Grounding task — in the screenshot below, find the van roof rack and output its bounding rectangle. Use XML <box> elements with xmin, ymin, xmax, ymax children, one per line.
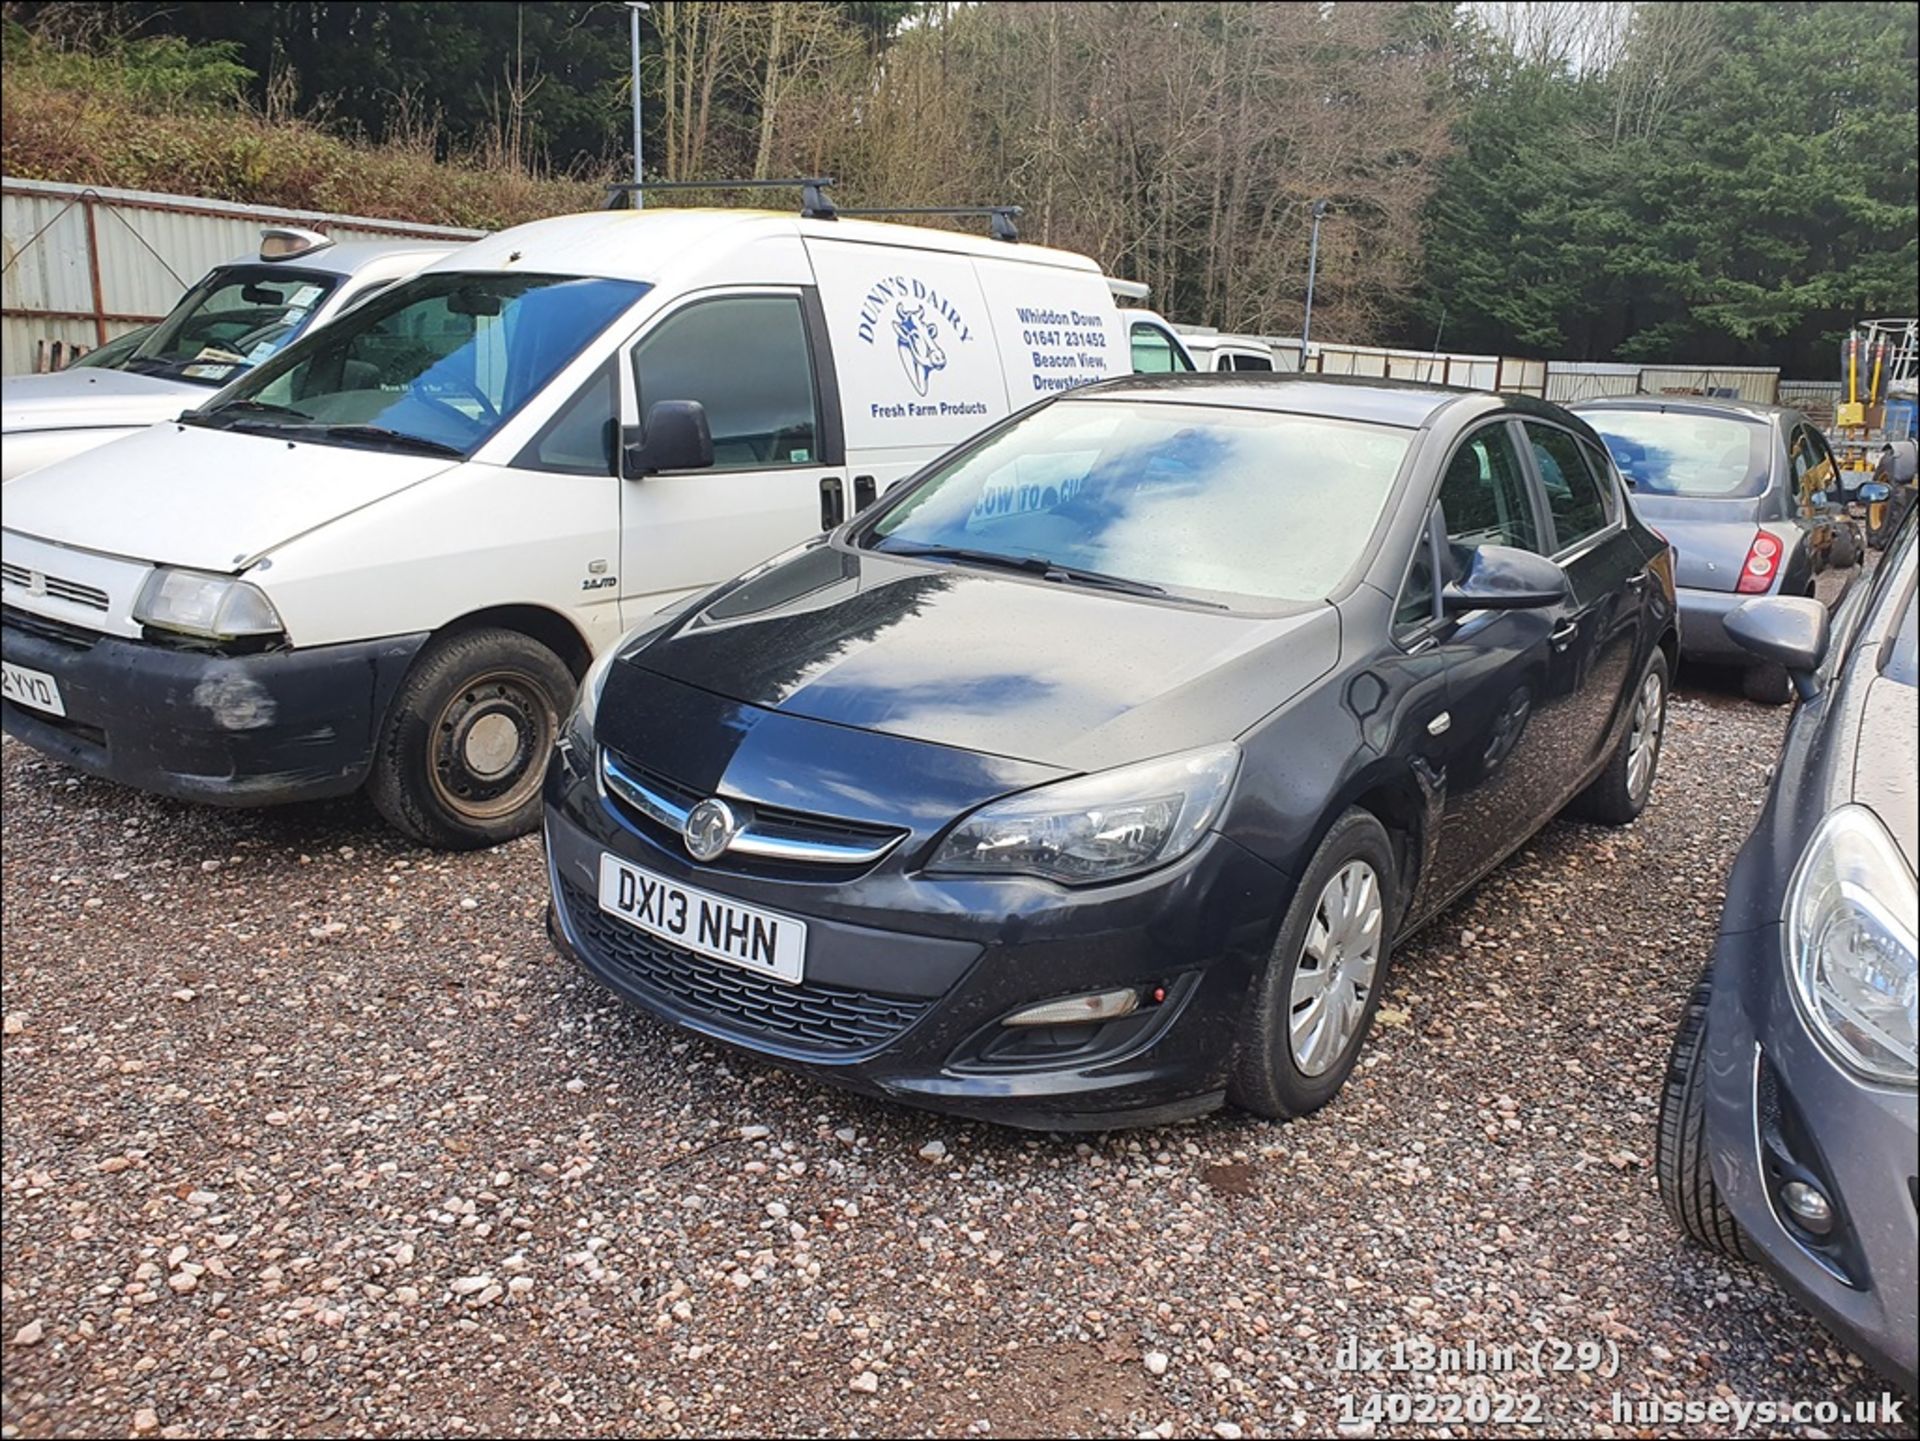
<box><xmin>602</xmin><ymin>177</ymin><xmax>838</xmax><ymax>218</ymax></box>
<box><xmin>600</xmin><ymin>180</ymin><xmax>1024</xmax><ymax>241</ymax></box>
<box><xmin>836</xmin><ymin>205</ymin><xmax>1023</xmax><ymax>243</ymax></box>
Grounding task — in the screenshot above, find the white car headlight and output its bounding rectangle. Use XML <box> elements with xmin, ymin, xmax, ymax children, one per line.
<box><xmin>929</xmin><ymin>744</ymin><xmax>1240</xmax><ymax>885</ymax></box>
<box><xmin>1784</xmin><ymin>804</ymin><xmax>1919</xmax><ymax>1086</ymax></box>
<box><xmin>132</xmin><ymin>567</ymin><xmax>284</xmax><ymax>640</ymax></box>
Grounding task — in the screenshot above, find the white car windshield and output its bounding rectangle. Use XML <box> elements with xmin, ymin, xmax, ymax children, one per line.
<box><xmin>865</xmin><ymin>398</ymin><xmax>1412</xmax><ymax>607</ymax></box>
<box><xmin>122</xmin><ymin>266</ymin><xmax>340</xmax><ymax>386</ymax></box>
<box><xmin>193</xmin><ymin>272</ymin><xmax>648</xmax><ymax>458</ymax></box>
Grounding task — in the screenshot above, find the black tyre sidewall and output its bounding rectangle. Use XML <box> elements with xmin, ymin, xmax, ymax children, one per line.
<box><xmin>1654</xmin><ymin>967</ymin><xmax>1748</xmax><ymax>1258</ymax></box>
<box><xmin>1229</xmin><ymin>809</ymin><xmax>1399</xmax><ymax>1120</ymax></box>
<box><xmin>371</xmin><ymin>628</ymin><xmax>576</xmax><ymax>850</ymax></box>
<box><xmin>1571</xmin><ymin>648</ymin><xmax>1669</xmax><ymax>824</ymax></box>
<box><xmin>1742</xmin><ymin>660</ymin><xmax>1792</xmax><ymax>707</ymax></box>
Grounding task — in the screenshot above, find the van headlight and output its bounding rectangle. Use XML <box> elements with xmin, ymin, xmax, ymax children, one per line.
<box><xmin>929</xmin><ymin>744</ymin><xmax>1239</xmax><ymax>885</ymax></box>
<box><xmin>133</xmin><ymin>567</ymin><xmax>284</xmax><ymax>640</ymax></box>
<box><xmin>1784</xmin><ymin>805</ymin><xmax>1919</xmax><ymax>1085</ymax></box>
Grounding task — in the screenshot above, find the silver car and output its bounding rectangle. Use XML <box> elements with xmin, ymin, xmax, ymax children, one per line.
<box><xmin>1574</xmin><ymin>398</ymin><xmax>1853</xmax><ymax>703</ymax></box>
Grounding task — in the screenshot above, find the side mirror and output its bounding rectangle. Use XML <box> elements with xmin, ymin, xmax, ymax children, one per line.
<box><xmin>1859</xmin><ymin>481</ymin><xmax>1892</xmax><ymax>504</ymax></box>
<box><xmin>1441</xmin><ymin>544</ymin><xmax>1570</xmax><ymax>615</ymax></box>
<box><xmin>1810</xmin><ymin>490</ymin><xmax>1829</xmax><ymax>510</ymax></box>
<box><xmin>1725</xmin><ymin>595</ymin><xmax>1829</xmax><ymax>700</ymax></box>
<box><xmin>624</xmin><ymin>400</ymin><xmax>714</xmax><ymax>476</ymax></box>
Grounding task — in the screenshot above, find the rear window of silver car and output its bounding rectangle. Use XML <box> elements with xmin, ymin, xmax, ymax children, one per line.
<box><xmin>1587</xmin><ymin>411</ymin><xmax>1770</xmax><ymax>499</ymax></box>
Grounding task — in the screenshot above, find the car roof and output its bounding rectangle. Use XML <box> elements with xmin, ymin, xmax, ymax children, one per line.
<box><xmin>217</xmin><ymin>238</ymin><xmax>460</xmax><ymax>277</ymax></box>
<box><xmin>1064</xmin><ymin>372</ymin><xmax>1556</xmax><ymax>429</ymax></box>
<box><xmin>432</xmin><ymin>209</ymin><xmax>1105</xmax><ymax>285</ymax></box>
<box><xmin>1570</xmin><ymin>394</ymin><xmax>1792</xmax><ymax>426</ymax></box>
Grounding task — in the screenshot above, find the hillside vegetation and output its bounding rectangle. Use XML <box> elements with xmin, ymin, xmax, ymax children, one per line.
<box><xmin>0</xmin><ymin>25</ymin><xmax>600</xmax><ymax>229</ymax></box>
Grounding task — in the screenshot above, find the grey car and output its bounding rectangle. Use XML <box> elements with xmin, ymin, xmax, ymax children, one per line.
<box><xmin>1655</xmin><ymin>502</ymin><xmax>1917</xmax><ymax>1393</ymax></box>
<box><xmin>1575</xmin><ymin>398</ymin><xmax>1852</xmax><ymax>703</ymax></box>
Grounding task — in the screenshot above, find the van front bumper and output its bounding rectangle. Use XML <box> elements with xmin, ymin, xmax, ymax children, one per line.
<box><xmin>1</xmin><ymin>607</ymin><xmax>425</xmax><ymax>806</ymax></box>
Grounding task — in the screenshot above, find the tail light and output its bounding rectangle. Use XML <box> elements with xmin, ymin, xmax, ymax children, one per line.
<box><xmin>1736</xmin><ymin>531</ymin><xmax>1782</xmax><ymax>594</ymax></box>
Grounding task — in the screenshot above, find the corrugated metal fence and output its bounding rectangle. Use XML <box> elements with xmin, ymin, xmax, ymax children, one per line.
<box><xmin>1</xmin><ymin>177</ymin><xmax>484</xmax><ymax>375</ymax></box>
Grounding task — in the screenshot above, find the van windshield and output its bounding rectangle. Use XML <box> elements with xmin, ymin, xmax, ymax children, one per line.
<box><xmin>121</xmin><ymin>266</ymin><xmax>339</xmax><ymax>386</ymax></box>
<box><xmin>192</xmin><ymin>272</ymin><xmax>648</xmax><ymax>457</ymax></box>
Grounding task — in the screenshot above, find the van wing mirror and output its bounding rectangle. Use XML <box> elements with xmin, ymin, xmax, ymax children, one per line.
<box><xmin>1440</xmin><ymin>544</ymin><xmax>1570</xmax><ymax>614</ymax></box>
<box><xmin>624</xmin><ymin>401</ymin><xmax>714</xmax><ymax>476</ymax></box>
<box><xmin>1725</xmin><ymin>596</ymin><xmax>1829</xmax><ymax>700</ymax></box>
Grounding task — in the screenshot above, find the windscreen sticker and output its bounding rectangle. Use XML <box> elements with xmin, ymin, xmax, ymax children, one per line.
<box><xmin>287</xmin><ymin>285</ymin><xmax>323</xmax><ymax>309</ymax></box>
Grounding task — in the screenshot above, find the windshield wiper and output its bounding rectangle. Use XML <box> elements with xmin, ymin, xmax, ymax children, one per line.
<box><xmin>296</xmin><ymin>424</ymin><xmax>465</xmax><ymax>458</ymax></box>
<box><xmin>183</xmin><ymin>398</ymin><xmax>315</xmax><ymax>430</ymax></box>
<box><xmin>871</xmin><ymin>539</ymin><xmax>1225</xmax><ymax>607</ymax></box>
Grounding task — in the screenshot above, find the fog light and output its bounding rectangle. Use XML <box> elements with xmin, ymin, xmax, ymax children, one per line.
<box><xmin>1003</xmin><ymin>988</ymin><xmax>1140</xmax><ymax>1027</ymax></box>
<box><xmin>1780</xmin><ymin>1179</ymin><xmax>1834</xmax><ymax>1235</ymax></box>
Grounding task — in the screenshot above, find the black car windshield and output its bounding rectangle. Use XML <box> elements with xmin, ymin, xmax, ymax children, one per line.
<box><xmin>121</xmin><ymin>266</ymin><xmax>340</xmax><ymax>386</ymax></box>
<box><xmin>193</xmin><ymin>272</ymin><xmax>648</xmax><ymax>456</ymax></box>
<box><xmin>864</xmin><ymin>398</ymin><xmax>1412</xmax><ymax>606</ymax></box>
<box><xmin>1587</xmin><ymin>410</ymin><xmax>1771</xmax><ymax>499</ymax></box>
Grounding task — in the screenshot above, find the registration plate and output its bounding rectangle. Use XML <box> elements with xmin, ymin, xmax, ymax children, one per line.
<box><xmin>597</xmin><ymin>852</ymin><xmax>806</xmax><ymax>985</ymax></box>
<box><xmin>1</xmin><ymin>660</ymin><xmax>65</xmax><ymax>717</ymax></box>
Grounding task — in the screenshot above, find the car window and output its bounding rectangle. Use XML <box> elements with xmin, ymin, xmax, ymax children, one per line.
<box><xmin>1130</xmin><ymin>323</ymin><xmax>1194</xmax><ymax>374</ymax></box>
<box><xmin>1233</xmin><ymin>353</ymin><xmax>1274</xmax><ymax>372</ymax></box>
<box><xmin>1439</xmin><ymin>423</ymin><xmax>1540</xmax><ymax>557</ymax></box>
<box><xmin>1526</xmin><ymin>422</ymin><xmax>1613</xmax><ymax>550</ymax></box>
<box><xmin>1586</xmin><ymin>410</ymin><xmax>1770</xmax><ymax>499</ymax></box>
<box><xmin>632</xmin><ymin>296</ymin><xmax>820</xmax><ymax>470</ymax></box>
<box><xmin>516</xmin><ymin>358</ymin><xmax>617</xmax><ymax>475</ymax></box>
<box><xmin>1394</xmin><ymin>516</ymin><xmax>1439</xmax><ymax>634</ymax></box>
<box><xmin>1791</xmin><ymin>424</ymin><xmax>1838</xmax><ymax>504</ymax></box>
<box><xmin>866</xmin><ymin>398</ymin><xmax>1412</xmax><ymax>607</ymax></box>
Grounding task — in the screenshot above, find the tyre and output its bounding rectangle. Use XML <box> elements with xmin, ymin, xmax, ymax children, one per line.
<box><xmin>1229</xmin><ymin>808</ymin><xmax>1398</xmax><ymax>1119</ymax></box>
<box><xmin>1742</xmin><ymin>661</ymin><xmax>1792</xmax><ymax>707</ymax></box>
<box><xmin>1568</xmin><ymin>649</ymin><xmax>1669</xmax><ymax>825</ymax></box>
<box><xmin>369</xmin><ymin>626</ymin><xmax>576</xmax><ymax>850</ymax></box>
<box><xmin>1828</xmin><ymin>527</ymin><xmax>1857</xmax><ymax>571</ymax></box>
<box><xmin>1654</xmin><ymin>968</ymin><xmax>1749</xmax><ymax>1259</ymax></box>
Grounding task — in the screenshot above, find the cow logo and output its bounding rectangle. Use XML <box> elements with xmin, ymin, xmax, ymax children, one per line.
<box><xmin>894</xmin><ymin>303</ymin><xmax>947</xmax><ymax>396</ymax></box>
<box><xmin>856</xmin><ymin>275</ymin><xmax>973</xmax><ymax>400</ymax></box>
<box><xmin>683</xmin><ymin>798</ymin><xmax>739</xmax><ymax>862</ymax></box>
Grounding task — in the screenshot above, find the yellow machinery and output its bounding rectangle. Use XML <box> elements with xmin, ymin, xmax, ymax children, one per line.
<box><xmin>1833</xmin><ymin>318</ymin><xmax>1917</xmax><ymax>488</ymax></box>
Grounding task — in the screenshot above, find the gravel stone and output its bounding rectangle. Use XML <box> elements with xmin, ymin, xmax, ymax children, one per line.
<box><xmin>0</xmin><ymin>676</ymin><xmax>1901</xmax><ymax>1437</ymax></box>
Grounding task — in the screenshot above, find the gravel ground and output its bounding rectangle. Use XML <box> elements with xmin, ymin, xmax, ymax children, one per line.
<box><xmin>1</xmin><ymin>670</ymin><xmax>1906</xmax><ymax>1439</ymax></box>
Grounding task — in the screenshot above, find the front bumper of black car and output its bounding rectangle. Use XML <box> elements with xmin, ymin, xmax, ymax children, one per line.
<box><xmin>541</xmin><ymin>739</ymin><xmax>1289</xmax><ymax>1131</ymax></box>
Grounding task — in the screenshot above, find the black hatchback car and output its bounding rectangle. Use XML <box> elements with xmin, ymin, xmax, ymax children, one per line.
<box><xmin>544</xmin><ymin>376</ymin><xmax>1678</xmax><ymax>1129</ymax></box>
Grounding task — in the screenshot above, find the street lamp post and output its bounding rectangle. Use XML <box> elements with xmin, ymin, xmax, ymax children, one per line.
<box><xmin>1301</xmin><ymin>199</ymin><xmax>1328</xmax><ymax>358</ymax></box>
<box><xmin>627</xmin><ymin>2</ymin><xmax>651</xmax><ymax>202</ymax></box>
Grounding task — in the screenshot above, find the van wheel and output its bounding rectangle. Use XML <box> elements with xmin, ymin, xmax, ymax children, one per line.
<box><xmin>1568</xmin><ymin>650</ymin><xmax>1668</xmax><ymax>824</ymax></box>
<box><xmin>370</xmin><ymin>627</ymin><xmax>574</xmax><ymax>850</ymax></box>
<box><xmin>1655</xmin><ymin>968</ymin><xmax>1749</xmax><ymax>1259</ymax></box>
<box><xmin>1229</xmin><ymin>808</ymin><xmax>1398</xmax><ymax>1120</ymax></box>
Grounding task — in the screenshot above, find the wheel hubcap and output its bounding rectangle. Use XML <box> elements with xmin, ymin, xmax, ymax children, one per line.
<box><xmin>429</xmin><ymin>670</ymin><xmax>555</xmax><ymax>821</ymax></box>
<box><xmin>1288</xmin><ymin>859</ymin><xmax>1385</xmax><ymax>1077</ymax></box>
<box><xmin>1626</xmin><ymin>669</ymin><xmax>1665</xmax><ymax>802</ymax></box>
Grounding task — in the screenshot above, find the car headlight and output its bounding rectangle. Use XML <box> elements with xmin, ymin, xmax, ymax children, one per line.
<box><xmin>561</xmin><ymin>642</ymin><xmax>622</xmax><ymax>759</ymax></box>
<box><xmin>1784</xmin><ymin>805</ymin><xmax>1919</xmax><ymax>1086</ymax></box>
<box><xmin>132</xmin><ymin>567</ymin><xmax>284</xmax><ymax>640</ymax></box>
<box><xmin>929</xmin><ymin>743</ymin><xmax>1239</xmax><ymax>885</ymax></box>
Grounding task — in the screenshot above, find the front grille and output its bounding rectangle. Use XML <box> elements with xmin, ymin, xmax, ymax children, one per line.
<box><xmin>1</xmin><ymin>564</ymin><xmax>108</xmax><ymax>611</ymax></box>
<box><xmin>1</xmin><ymin>604</ymin><xmax>102</xmax><ymax>650</ymax></box>
<box><xmin>601</xmin><ymin>749</ymin><xmax>906</xmax><ymax>869</ymax></box>
<box><xmin>559</xmin><ymin>877</ymin><xmax>931</xmax><ymax>1056</ymax></box>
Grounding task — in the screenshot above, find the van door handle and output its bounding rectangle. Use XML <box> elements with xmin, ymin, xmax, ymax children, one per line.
<box><xmin>1550</xmin><ymin>619</ymin><xmax>1580</xmax><ymax>651</ymax></box>
<box><xmin>853</xmin><ymin>474</ymin><xmax>876</xmax><ymax>509</ymax></box>
<box><xmin>819</xmin><ymin>476</ymin><xmax>845</xmax><ymax>530</ymax></box>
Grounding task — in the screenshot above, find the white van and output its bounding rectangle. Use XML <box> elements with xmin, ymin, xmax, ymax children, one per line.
<box><xmin>1</xmin><ymin>206</ymin><xmax>1195</xmax><ymax>847</ymax></box>
<box><xmin>1174</xmin><ymin>326</ymin><xmax>1280</xmax><ymax>373</ymax></box>
<box><xmin>1</xmin><ymin>229</ymin><xmax>460</xmax><ymax>483</ymax></box>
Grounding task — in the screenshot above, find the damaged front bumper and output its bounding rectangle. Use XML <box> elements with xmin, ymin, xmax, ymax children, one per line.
<box><xmin>1</xmin><ymin>606</ymin><xmax>425</xmax><ymax>806</ymax></box>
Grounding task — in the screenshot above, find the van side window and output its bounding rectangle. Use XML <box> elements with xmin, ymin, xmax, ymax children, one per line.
<box><xmin>631</xmin><ymin>296</ymin><xmax>819</xmax><ymax>470</ymax></box>
<box><xmin>1233</xmin><ymin>353</ymin><xmax>1274</xmax><ymax>372</ymax></box>
<box><xmin>1525</xmin><ymin>422</ymin><xmax>1612</xmax><ymax>550</ymax></box>
<box><xmin>515</xmin><ymin>358</ymin><xmax>617</xmax><ymax>475</ymax></box>
<box><xmin>1130</xmin><ymin>322</ymin><xmax>1194</xmax><ymax>374</ymax></box>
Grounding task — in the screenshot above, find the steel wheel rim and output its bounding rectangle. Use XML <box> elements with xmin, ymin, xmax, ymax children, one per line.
<box><xmin>1626</xmin><ymin>668</ymin><xmax>1665</xmax><ymax>802</ymax></box>
<box><xmin>1288</xmin><ymin>858</ymin><xmax>1384</xmax><ymax>1077</ymax></box>
<box><xmin>427</xmin><ymin>668</ymin><xmax>556</xmax><ymax>821</ymax></box>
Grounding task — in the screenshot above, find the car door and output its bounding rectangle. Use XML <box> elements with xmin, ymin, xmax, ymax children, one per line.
<box><xmin>617</xmin><ymin>288</ymin><xmax>848</xmax><ymax>621</ymax></box>
<box><xmin>1405</xmin><ymin>418</ymin><xmax>1574</xmax><ymax>906</ymax></box>
<box><xmin>1522</xmin><ymin>419</ymin><xmax>1646</xmax><ymax>776</ymax></box>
